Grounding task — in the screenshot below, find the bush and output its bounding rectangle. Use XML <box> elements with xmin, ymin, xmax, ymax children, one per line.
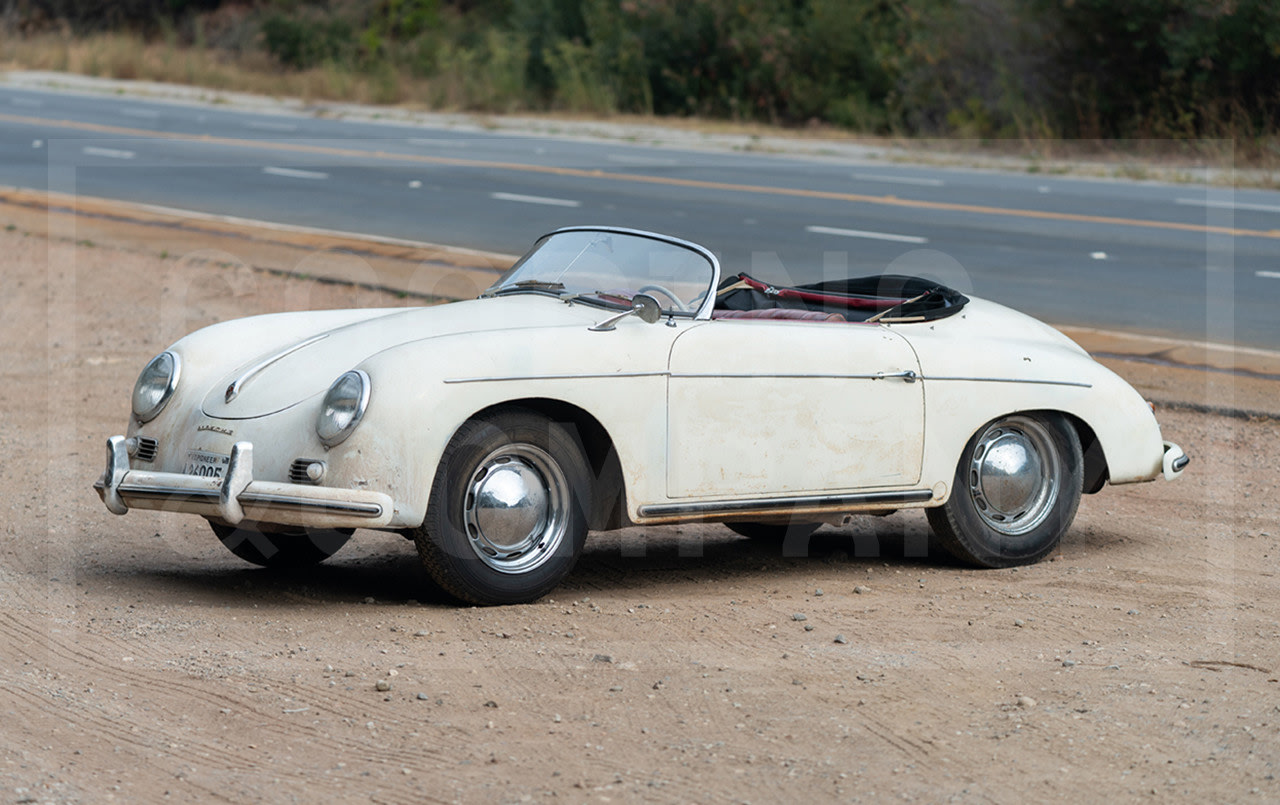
<box><xmin>260</xmin><ymin>13</ymin><xmax>354</xmax><ymax>70</ymax></box>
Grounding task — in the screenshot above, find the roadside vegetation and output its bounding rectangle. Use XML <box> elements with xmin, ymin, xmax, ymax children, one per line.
<box><xmin>3</xmin><ymin>1</ymin><xmax>1278</xmax><ymax>162</ymax></box>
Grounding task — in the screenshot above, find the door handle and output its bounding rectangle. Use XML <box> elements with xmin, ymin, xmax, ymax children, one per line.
<box><xmin>874</xmin><ymin>370</ymin><xmax>917</xmax><ymax>383</ymax></box>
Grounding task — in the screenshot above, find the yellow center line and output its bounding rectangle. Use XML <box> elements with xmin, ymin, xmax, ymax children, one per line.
<box><xmin>7</xmin><ymin>112</ymin><xmax>1279</xmax><ymax>240</ymax></box>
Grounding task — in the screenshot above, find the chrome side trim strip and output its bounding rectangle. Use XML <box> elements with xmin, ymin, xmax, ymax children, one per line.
<box><xmin>670</xmin><ymin>372</ymin><xmax>901</xmax><ymax>380</ymax></box>
<box><xmin>924</xmin><ymin>376</ymin><xmax>1092</xmax><ymax>388</ymax></box>
<box><xmin>444</xmin><ymin>371</ymin><xmax>667</xmax><ymax>385</ymax></box>
<box><xmin>638</xmin><ymin>489</ymin><xmax>935</xmax><ymax>519</ymax></box>
<box><xmin>444</xmin><ymin>371</ymin><xmax>1076</xmax><ymax>387</ymax></box>
<box><xmin>224</xmin><ymin>333</ymin><xmax>328</xmax><ymax>403</ymax></box>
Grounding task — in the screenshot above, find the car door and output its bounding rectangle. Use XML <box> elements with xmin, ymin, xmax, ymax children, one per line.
<box><xmin>666</xmin><ymin>320</ymin><xmax>924</xmax><ymax>499</ymax></box>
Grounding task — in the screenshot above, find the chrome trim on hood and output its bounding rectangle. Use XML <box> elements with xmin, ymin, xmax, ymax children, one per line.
<box><xmin>224</xmin><ymin>334</ymin><xmax>328</xmax><ymax>404</ymax></box>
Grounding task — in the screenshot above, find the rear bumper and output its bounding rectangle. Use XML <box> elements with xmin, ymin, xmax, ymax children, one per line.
<box><xmin>1162</xmin><ymin>440</ymin><xmax>1190</xmax><ymax>481</ymax></box>
<box><xmin>93</xmin><ymin>435</ymin><xmax>394</xmax><ymax>529</ymax></box>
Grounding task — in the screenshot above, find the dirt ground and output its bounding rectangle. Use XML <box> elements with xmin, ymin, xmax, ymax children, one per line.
<box><xmin>2</xmin><ymin>211</ymin><xmax>1279</xmax><ymax>804</ymax></box>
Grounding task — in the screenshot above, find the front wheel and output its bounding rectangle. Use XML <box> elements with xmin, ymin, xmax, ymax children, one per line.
<box><xmin>412</xmin><ymin>408</ymin><xmax>591</xmax><ymax>606</ymax></box>
<box><xmin>210</xmin><ymin>521</ymin><xmax>352</xmax><ymax>569</ymax></box>
<box><xmin>927</xmin><ymin>413</ymin><xmax>1082</xmax><ymax>568</ymax></box>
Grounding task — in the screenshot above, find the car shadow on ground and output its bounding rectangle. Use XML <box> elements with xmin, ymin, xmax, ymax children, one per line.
<box><xmin>76</xmin><ymin>514</ymin><xmax>978</xmax><ymax>608</ymax></box>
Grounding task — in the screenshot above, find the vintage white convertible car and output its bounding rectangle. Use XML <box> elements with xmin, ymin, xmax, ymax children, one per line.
<box><xmin>96</xmin><ymin>226</ymin><xmax>1188</xmax><ymax>604</ymax></box>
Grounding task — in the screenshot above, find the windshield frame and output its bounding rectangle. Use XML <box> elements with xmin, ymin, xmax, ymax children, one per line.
<box><xmin>485</xmin><ymin>226</ymin><xmax>722</xmax><ymax>320</ymax></box>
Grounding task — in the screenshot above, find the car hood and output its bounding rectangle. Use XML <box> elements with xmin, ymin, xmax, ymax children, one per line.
<box><xmin>201</xmin><ymin>297</ymin><xmax>587</xmax><ymax>419</ymax></box>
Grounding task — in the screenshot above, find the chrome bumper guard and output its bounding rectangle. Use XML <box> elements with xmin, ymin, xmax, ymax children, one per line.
<box><xmin>1162</xmin><ymin>440</ymin><xmax>1190</xmax><ymax>481</ymax></box>
<box><xmin>93</xmin><ymin>435</ymin><xmax>394</xmax><ymax>529</ymax></box>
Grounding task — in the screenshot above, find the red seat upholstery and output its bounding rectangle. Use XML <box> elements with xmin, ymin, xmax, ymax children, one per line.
<box><xmin>711</xmin><ymin>308</ymin><xmax>846</xmax><ymax>322</ymax></box>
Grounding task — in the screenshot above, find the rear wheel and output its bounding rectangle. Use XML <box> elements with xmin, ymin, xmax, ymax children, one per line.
<box><xmin>412</xmin><ymin>408</ymin><xmax>591</xmax><ymax>605</ymax></box>
<box><xmin>210</xmin><ymin>521</ymin><xmax>352</xmax><ymax>569</ymax></box>
<box><xmin>927</xmin><ymin>413</ymin><xmax>1082</xmax><ymax>567</ymax></box>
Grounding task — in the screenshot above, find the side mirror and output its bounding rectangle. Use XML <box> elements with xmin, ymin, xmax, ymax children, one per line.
<box><xmin>632</xmin><ymin>293</ymin><xmax>662</xmax><ymax>324</ymax></box>
<box><xmin>589</xmin><ymin>293</ymin><xmax>665</xmax><ymax>332</ymax></box>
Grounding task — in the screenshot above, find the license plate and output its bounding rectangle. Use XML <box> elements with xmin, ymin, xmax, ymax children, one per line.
<box><xmin>184</xmin><ymin>450</ymin><xmax>229</xmax><ymax>480</ymax></box>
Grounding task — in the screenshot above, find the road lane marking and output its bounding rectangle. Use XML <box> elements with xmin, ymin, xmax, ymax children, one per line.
<box><xmin>491</xmin><ymin>191</ymin><xmax>581</xmax><ymax>208</ymax></box>
<box><xmin>262</xmin><ymin>166</ymin><xmax>329</xmax><ymax>180</ymax></box>
<box><xmin>852</xmin><ymin>172</ymin><xmax>944</xmax><ymax>187</ymax></box>
<box><xmin>1177</xmin><ymin>197</ymin><xmax>1280</xmax><ymax>214</ymax></box>
<box><xmin>82</xmin><ymin>146</ymin><xmax>135</xmax><ymax>159</ymax></box>
<box><xmin>121</xmin><ymin>108</ymin><xmax>159</xmax><ymax>119</ymax></box>
<box><xmin>1258</xmin><ymin>271</ymin><xmax>1280</xmax><ymax>279</ymax></box>
<box><xmin>1090</xmin><ymin>251</ymin><xmax>1108</xmax><ymax>260</ymax></box>
<box><xmin>805</xmin><ymin>225</ymin><xmax>927</xmax><ymax>244</ymax></box>
<box><xmin>607</xmin><ymin>154</ymin><xmax>680</xmax><ymax>167</ymax></box>
<box><xmin>4</xmin><ymin>112</ymin><xmax>1280</xmax><ymax>240</ymax></box>
<box><xmin>246</xmin><ymin>120</ymin><xmax>299</xmax><ymax>132</ymax></box>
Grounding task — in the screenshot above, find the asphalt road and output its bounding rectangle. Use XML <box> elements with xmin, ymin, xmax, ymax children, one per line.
<box><xmin>2</xmin><ymin>84</ymin><xmax>1277</xmax><ymax>348</ymax></box>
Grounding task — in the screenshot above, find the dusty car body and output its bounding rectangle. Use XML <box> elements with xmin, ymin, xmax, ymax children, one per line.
<box><xmin>96</xmin><ymin>226</ymin><xmax>1188</xmax><ymax>604</ymax></box>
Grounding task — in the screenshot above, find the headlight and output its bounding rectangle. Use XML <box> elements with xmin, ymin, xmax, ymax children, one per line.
<box><xmin>132</xmin><ymin>351</ymin><xmax>180</xmax><ymax>422</ymax></box>
<box><xmin>316</xmin><ymin>370</ymin><xmax>370</xmax><ymax>447</ymax></box>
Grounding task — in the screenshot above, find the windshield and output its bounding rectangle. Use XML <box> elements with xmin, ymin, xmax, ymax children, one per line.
<box><xmin>485</xmin><ymin>229</ymin><xmax>717</xmax><ymax>317</ymax></box>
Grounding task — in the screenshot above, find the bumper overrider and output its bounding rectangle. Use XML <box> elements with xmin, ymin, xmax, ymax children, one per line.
<box><xmin>1162</xmin><ymin>440</ymin><xmax>1190</xmax><ymax>481</ymax></box>
<box><xmin>93</xmin><ymin>435</ymin><xmax>394</xmax><ymax>529</ymax></box>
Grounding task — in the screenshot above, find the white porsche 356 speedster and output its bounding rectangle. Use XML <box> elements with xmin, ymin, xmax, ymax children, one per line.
<box><xmin>96</xmin><ymin>226</ymin><xmax>1188</xmax><ymax>605</ymax></box>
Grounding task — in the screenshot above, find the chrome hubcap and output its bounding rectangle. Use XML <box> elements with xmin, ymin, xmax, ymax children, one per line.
<box><xmin>968</xmin><ymin>417</ymin><xmax>1060</xmax><ymax>536</ymax></box>
<box><xmin>464</xmin><ymin>444</ymin><xmax>568</xmax><ymax>574</ymax></box>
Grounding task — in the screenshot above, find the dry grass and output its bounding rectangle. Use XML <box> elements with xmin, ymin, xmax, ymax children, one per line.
<box><xmin>2</xmin><ymin>32</ymin><xmax>425</xmax><ymax>105</ymax></box>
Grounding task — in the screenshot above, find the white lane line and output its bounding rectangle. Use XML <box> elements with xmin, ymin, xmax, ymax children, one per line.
<box><xmin>246</xmin><ymin>120</ymin><xmax>299</xmax><ymax>132</ymax></box>
<box><xmin>408</xmin><ymin>137</ymin><xmax>468</xmax><ymax>148</ymax></box>
<box><xmin>1258</xmin><ymin>271</ymin><xmax>1280</xmax><ymax>279</ymax></box>
<box><xmin>805</xmin><ymin>225</ymin><xmax>928</xmax><ymax>244</ymax></box>
<box><xmin>11</xmin><ymin>97</ymin><xmax>42</xmax><ymax>108</ymax></box>
<box><xmin>852</xmin><ymin>172</ymin><xmax>945</xmax><ymax>187</ymax></box>
<box><xmin>1176</xmin><ymin>197</ymin><xmax>1280</xmax><ymax>214</ymax></box>
<box><xmin>606</xmin><ymin>154</ymin><xmax>679</xmax><ymax>167</ymax></box>
<box><xmin>262</xmin><ymin>166</ymin><xmax>329</xmax><ymax>180</ymax></box>
<box><xmin>491</xmin><ymin>191</ymin><xmax>581</xmax><ymax>208</ymax></box>
<box><xmin>82</xmin><ymin>146</ymin><xmax>136</xmax><ymax>160</ymax></box>
<box><xmin>1090</xmin><ymin>251</ymin><xmax>1108</xmax><ymax>260</ymax></box>
<box><xmin>121</xmin><ymin>108</ymin><xmax>159</xmax><ymax>119</ymax></box>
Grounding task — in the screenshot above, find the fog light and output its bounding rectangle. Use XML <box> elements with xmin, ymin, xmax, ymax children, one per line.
<box><xmin>306</xmin><ymin>462</ymin><xmax>326</xmax><ymax>483</ymax></box>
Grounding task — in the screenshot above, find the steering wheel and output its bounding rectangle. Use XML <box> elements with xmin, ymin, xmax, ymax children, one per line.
<box><xmin>636</xmin><ymin>284</ymin><xmax>688</xmax><ymax>312</ymax></box>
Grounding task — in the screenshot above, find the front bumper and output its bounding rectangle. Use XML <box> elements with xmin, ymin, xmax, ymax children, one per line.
<box><xmin>93</xmin><ymin>435</ymin><xmax>394</xmax><ymax>529</ymax></box>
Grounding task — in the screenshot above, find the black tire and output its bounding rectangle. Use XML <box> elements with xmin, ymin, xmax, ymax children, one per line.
<box><xmin>725</xmin><ymin>521</ymin><xmax>821</xmax><ymax>557</ymax></box>
<box><xmin>927</xmin><ymin>412</ymin><xmax>1083</xmax><ymax>568</ymax></box>
<box><xmin>412</xmin><ymin>408</ymin><xmax>591</xmax><ymax>606</ymax></box>
<box><xmin>210</xmin><ymin>521</ymin><xmax>352</xmax><ymax>569</ymax></box>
